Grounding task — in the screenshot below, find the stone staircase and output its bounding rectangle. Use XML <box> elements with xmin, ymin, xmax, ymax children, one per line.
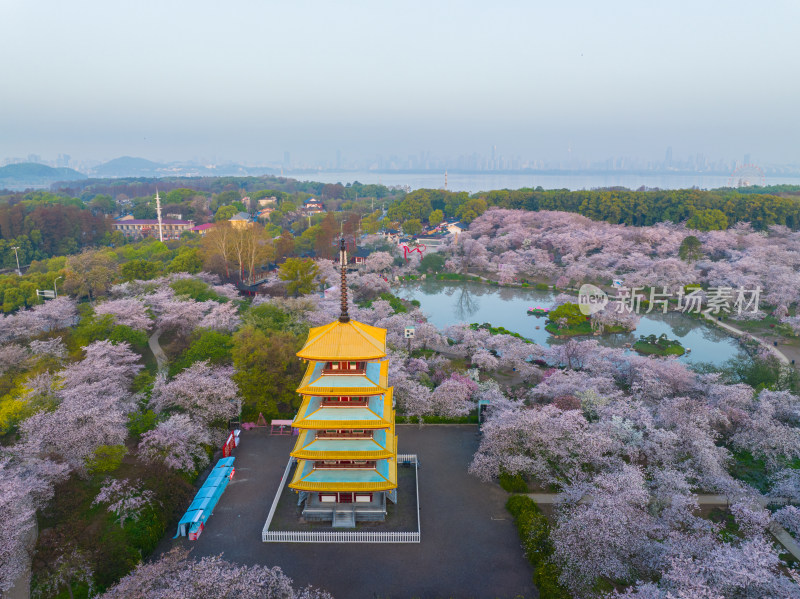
<box><xmin>332</xmin><ymin>507</ymin><xmax>356</xmax><ymax>528</ymax></box>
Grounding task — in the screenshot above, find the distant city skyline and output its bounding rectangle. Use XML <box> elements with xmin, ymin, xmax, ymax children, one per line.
<box><xmin>2</xmin><ymin>1</ymin><xmax>799</xmax><ymax>167</ymax></box>
<box><xmin>4</xmin><ymin>148</ymin><xmax>797</xmax><ymax>178</ymax></box>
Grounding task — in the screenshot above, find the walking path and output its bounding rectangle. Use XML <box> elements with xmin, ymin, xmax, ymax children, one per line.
<box><xmin>527</xmin><ymin>493</ymin><xmax>800</xmax><ymax>561</ymax></box>
<box><xmin>148</xmin><ymin>328</ymin><xmax>168</xmax><ymax>375</ymax></box>
<box><xmin>702</xmin><ymin>313</ymin><xmax>791</xmax><ymax>365</ymax></box>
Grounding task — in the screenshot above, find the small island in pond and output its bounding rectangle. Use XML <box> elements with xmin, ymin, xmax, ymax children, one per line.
<box><xmin>545</xmin><ymin>302</ymin><xmax>634</xmax><ymax>337</ymax></box>
<box><xmin>633</xmin><ymin>333</ymin><xmax>686</xmax><ymax>356</ymax></box>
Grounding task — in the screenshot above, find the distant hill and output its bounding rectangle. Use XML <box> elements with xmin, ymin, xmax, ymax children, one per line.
<box><xmin>92</xmin><ymin>156</ymin><xmax>165</xmax><ymax>177</ymax></box>
<box><xmin>88</xmin><ymin>156</ymin><xmax>278</xmax><ymax>179</ymax></box>
<box><xmin>0</xmin><ymin>162</ymin><xmax>86</xmax><ymax>191</ymax></box>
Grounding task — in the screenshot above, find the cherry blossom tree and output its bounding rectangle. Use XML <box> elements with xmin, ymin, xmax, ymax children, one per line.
<box><xmin>620</xmin><ymin>537</ymin><xmax>800</xmax><ymax>599</ymax></box>
<box><xmin>430</xmin><ymin>373</ymin><xmax>478</xmax><ymax>418</ymax></box>
<box><xmin>28</xmin><ymin>337</ymin><xmax>67</xmax><ymax>360</ymax></box>
<box><xmin>94</xmin><ymin>298</ymin><xmax>153</xmax><ymax>331</ymax></box>
<box><xmin>769</xmin><ymin>469</ymin><xmax>800</xmax><ymax>503</ymax></box>
<box><xmin>149</xmin><ymin>361</ymin><xmax>239</xmax><ymax>424</ymax></box>
<box><xmin>551</xmin><ymin>465</ymin><xmax>658</xmax><ymax>594</ymax></box>
<box><xmin>0</xmin><ymin>456</ymin><xmax>69</xmax><ymax>595</ymax></box>
<box><xmin>92</xmin><ymin>478</ymin><xmax>156</xmax><ymax>528</ymax></box>
<box><xmin>198</xmin><ymin>300</ymin><xmax>241</xmax><ymax>332</ymax></box>
<box><xmin>0</xmin><ymin>297</ymin><xmax>78</xmax><ymax>343</ymax></box>
<box><xmin>773</xmin><ymin>505</ymin><xmax>800</xmax><ymax>537</ymax></box>
<box><xmin>138</xmin><ymin>414</ymin><xmax>213</xmax><ymax>472</ymax></box>
<box><xmin>153</xmin><ymin>297</ymin><xmax>207</xmax><ymax>337</ymax></box>
<box><xmin>20</xmin><ymin>340</ymin><xmax>143</xmax><ymax>471</ymax></box>
<box><xmin>470</xmin><ymin>404</ymin><xmax>622</xmax><ymax>486</ymax></box>
<box><xmin>98</xmin><ymin>548</ymin><xmax>333</xmax><ymax>599</ymax></box>
<box><xmin>363</xmin><ymin>251</ymin><xmax>394</xmax><ymax>273</ymax></box>
<box><xmin>0</xmin><ymin>343</ymin><xmax>28</xmax><ymax>374</ymax></box>
<box><xmin>351</xmin><ymin>272</ymin><xmax>390</xmax><ymax>301</ymax></box>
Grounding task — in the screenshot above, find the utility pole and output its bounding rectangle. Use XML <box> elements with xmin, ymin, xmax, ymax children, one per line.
<box><xmin>11</xmin><ymin>246</ymin><xmax>21</xmax><ymax>275</ymax></box>
<box><xmin>155</xmin><ymin>189</ymin><xmax>164</xmax><ymax>242</ymax></box>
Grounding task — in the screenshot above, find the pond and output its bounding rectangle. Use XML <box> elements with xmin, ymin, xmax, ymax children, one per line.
<box><xmin>395</xmin><ymin>280</ymin><xmax>748</xmax><ymax>367</ymax></box>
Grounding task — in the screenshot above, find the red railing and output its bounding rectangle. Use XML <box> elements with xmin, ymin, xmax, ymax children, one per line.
<box><xmin>320</xmin><ymin>397</ymin><xmax>368</xmax><ymax>407</ymax></box>
<box><xmin>315</xmin><ymin>461</ymin><xmax>376</xmax><ymax>469</ymax></box>
<box><xmin>316</xmin><ymin>431</ymin><xmax>372</xmax><ymax>439</ymax></box>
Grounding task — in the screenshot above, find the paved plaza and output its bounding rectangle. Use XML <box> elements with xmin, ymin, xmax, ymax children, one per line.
<box><xmin>162</xmin><ymin>425</ymin><xmax>535</xmax><ymax>599</ymax></box>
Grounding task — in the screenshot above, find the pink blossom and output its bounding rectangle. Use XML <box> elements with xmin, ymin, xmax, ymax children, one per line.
<box><xmin>92</xmin><ymin>478</ymin><xmax>156</xmax><ymax>528</ymax></box>
<box><xmin>198</xmin><ymin>300</ymin><xmax>241</xmax><ymax>332</ymax></box>
<box><xmin>773</xmin><ymin>505</ymin><xmax>800</xmax><ymax>538</ymax></box>
<box><xmin>552</xmin><ymin>465</ymin><xmax>657</xmax><ymax>594</ymax></box>
<box><xmin>0</xmin><ymin>344</ymin><xmax>28</xmax><ymax>374</ymax></box>
<box><xmin>138</xmin><ymin>414</ymin><xmax>213</xmax><ymax>472</ymax></box>
<box><xmin>98</xmin><ymin>548</ymin><xmax>333</xmax><ymax>599</ymax></box>
<box><xmin>430</xmin><ymin>373</ymin><xmax>478</xmax><ymax>418</ymax></box>
<box><xmin>28</xmin><ymin>337</ymin><xmax>66</xmax><ymax>360</ymax></box>
<box><xmin>94</xmin><ymin>298</ymin><xmax>153</xmax><ymax>331</ymax></box>
<box><xmin>150</xmin><ymin>361</ymin><xmax>239</xmax><ymax>424</ymax></box>
<box><xmin>363</xmin><ymin>251</ymin><xmax>394</xmax><ymax>273</ymax></box>
<box><xmin>20</xmin><ymin>340</ymin><xmax>143</xmax><ymax>471</ymax></box>
<box><xmin>0</xmin><ymin>457</ymin><xmax>69</xmax><ymax>594</ymax></box>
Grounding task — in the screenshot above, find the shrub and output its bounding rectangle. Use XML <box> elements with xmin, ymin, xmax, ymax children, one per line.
<box><xmin>127</xmin><ymin>410</ymin><xmax>160</xmax><ymax>438</ymax></box>
<box><xmin>499</xmin><ymin>469</ymin><xmax>529</xmax><ymax>493</ymax></box>
<box><xmin>86</xmin><ymin>445</ymin><xmax>127</xmax><ymax>474</ymax></box>
<box><xmin>506</xmin><ymin>496</ymin><xmax>570</xmax><ymax>599</ymax></box>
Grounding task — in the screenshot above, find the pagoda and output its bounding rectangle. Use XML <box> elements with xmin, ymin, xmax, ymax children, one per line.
<box><xmin>289</xmin><ymin>237</ymin><xmax>397</xmax><ymax>526</ymax></box>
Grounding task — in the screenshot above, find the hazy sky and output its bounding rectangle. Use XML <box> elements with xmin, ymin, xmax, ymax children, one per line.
<box><xmin>2</xmin><ymin>0</ymin><xmax>799</xmax><ymax>166</ymax></box>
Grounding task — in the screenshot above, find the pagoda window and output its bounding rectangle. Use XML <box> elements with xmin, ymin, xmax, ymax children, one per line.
<box><xmin>323</xmin><ymin>361</ymin><xmax>365</xmax><ymax>374</ymax></box>
<box><xmin>320</xmin><ymin>395</ymin><xmax>368</xmax><ymax>407</ymax></box>
<box><xmin>317</xmin><ymin>429</ymin><xmax>372</xmax><ymax>439</ymax></box>
<box><xmin>315</xmin><ymin>460</ymin><xmax>376</xmax><ymax>469</ymax></box>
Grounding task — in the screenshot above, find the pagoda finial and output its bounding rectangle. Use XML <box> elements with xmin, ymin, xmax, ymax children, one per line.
<box><xmin>338</xmin><ymin>236</ymin><xmax>350</xmax><ymax>323</ymax></box>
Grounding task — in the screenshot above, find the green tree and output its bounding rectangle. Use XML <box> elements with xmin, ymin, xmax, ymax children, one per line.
<box><xmin>89</xmin><ymin>194</ymin><xmax>116</xmax><ymax>215</ymax></box>
<box><xmin>170</xmin><ymin>330</ymin><xmax>234</xmax><ymax>375</ymax></box>
<box><xmin>548</xmin><ymin>303</ymin><xmax>586</xmax><ymax>327</ymax></box>
<box><xmin>63</xmin><ymin>250</ymin><xmax>118</xmax><ymax>301</ymax></box>
<box><xmin>232</xmin><ymin>326</ymin><xmax>304</xmax><ymax>420</ymax></box>
<box><xmin>403</xmin><ymin>219</ymin><xmax>423</xmax><ymax>235</ymax></box>
<box><xmin>418</xmin><ymin>252</ymin><xmax>446</xmax><ymax>273</ymax></box>
<box><xmin>214</xmin><ymin>205</ymin><xmax>238</xmax><ymax>222</ymax></box>
<box><xmin>429</xmin><ymin>209</ymin><xmax>444</xmax><ymax>227</ymax></box>
<box><xmin>278</xmin><ymin>258</ymin><xmax>319</xmax><ymax>297</ymax></box>
<box><xmin>167</xmin><ymin>247</ymin><xmax>203</xmax><ymax>274</ymax></box>
<box><xmin>457</xmin><ymin>198</ymin><xmax>488</xmax><ymax>224</ymax></box>
<box><xmin>686</xmin><ymin>208</ymin><xmax>728</xmax><ymax>231</ymax></box>
<box><xmin>678</xmin><ymin>235</ymin><xmax>703</xmax><ymax>262</ymax></box>
<box><xmin>120</xmin><ymin>259</ymin><xmax>162</xmax><ymax>282</ymax></box>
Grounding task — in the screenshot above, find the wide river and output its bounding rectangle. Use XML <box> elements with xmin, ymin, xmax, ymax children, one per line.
<box><xmin>396</xmin><ymin>280</ymin><xmax>747</xmax><ymax>367</ymax></box>
<box><xmin>285</xmin><ymin>170</ymin><xmax>800</xmax><ymax>194</ymax></box>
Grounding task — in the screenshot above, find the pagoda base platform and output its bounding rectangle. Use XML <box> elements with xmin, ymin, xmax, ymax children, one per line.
<box><xmin>301</xmin><ymin>492</ymin><xmax>387</xmax><ymax>523</ymax></box>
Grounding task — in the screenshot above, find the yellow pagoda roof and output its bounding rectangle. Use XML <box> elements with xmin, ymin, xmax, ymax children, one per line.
<box><xmin>296</xmin><ymin>319</ymin><xmax>387</xmax><ymax>361</ymax></box>
<box><xmin>290</xmin><ymin>429</ymin><xmax>396</xmax><ymax>460</ymax></box>
<box><xmin>296</xmin><ymin>359</ymin><xmax>389</xmax><ymax>396</ymax></box>
<box><xmin>288</xmin><ymin>458</ymin><xmax>398</xmax><ymax>492</ymax></box>
<box><xmin>292</xmin><ymin>389</ymin><xmax>394</xmax><ymax>430</ymax></box>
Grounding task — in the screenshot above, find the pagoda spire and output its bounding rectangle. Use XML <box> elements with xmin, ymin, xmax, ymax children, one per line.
<box><xmin>339</xmin><ymin>236</ymin><xmax>350</xmax><ymax>323</ymax></box>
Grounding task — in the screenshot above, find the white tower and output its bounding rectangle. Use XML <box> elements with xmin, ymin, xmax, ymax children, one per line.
<box><xmin>155</xmin><ymin>189</ymin><xmax>164</xmax><ymax>242</ymax></box>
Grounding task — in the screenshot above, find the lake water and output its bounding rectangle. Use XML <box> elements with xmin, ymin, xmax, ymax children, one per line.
<box><xmin>396</xmin><ymin>280</ymin><xmax>746</xmax><ymax>367</ymax></box>
<box><xmin>285</xmin><ymin>170</ymin><xmax>800</xmax><ymax>194</ymax></box>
